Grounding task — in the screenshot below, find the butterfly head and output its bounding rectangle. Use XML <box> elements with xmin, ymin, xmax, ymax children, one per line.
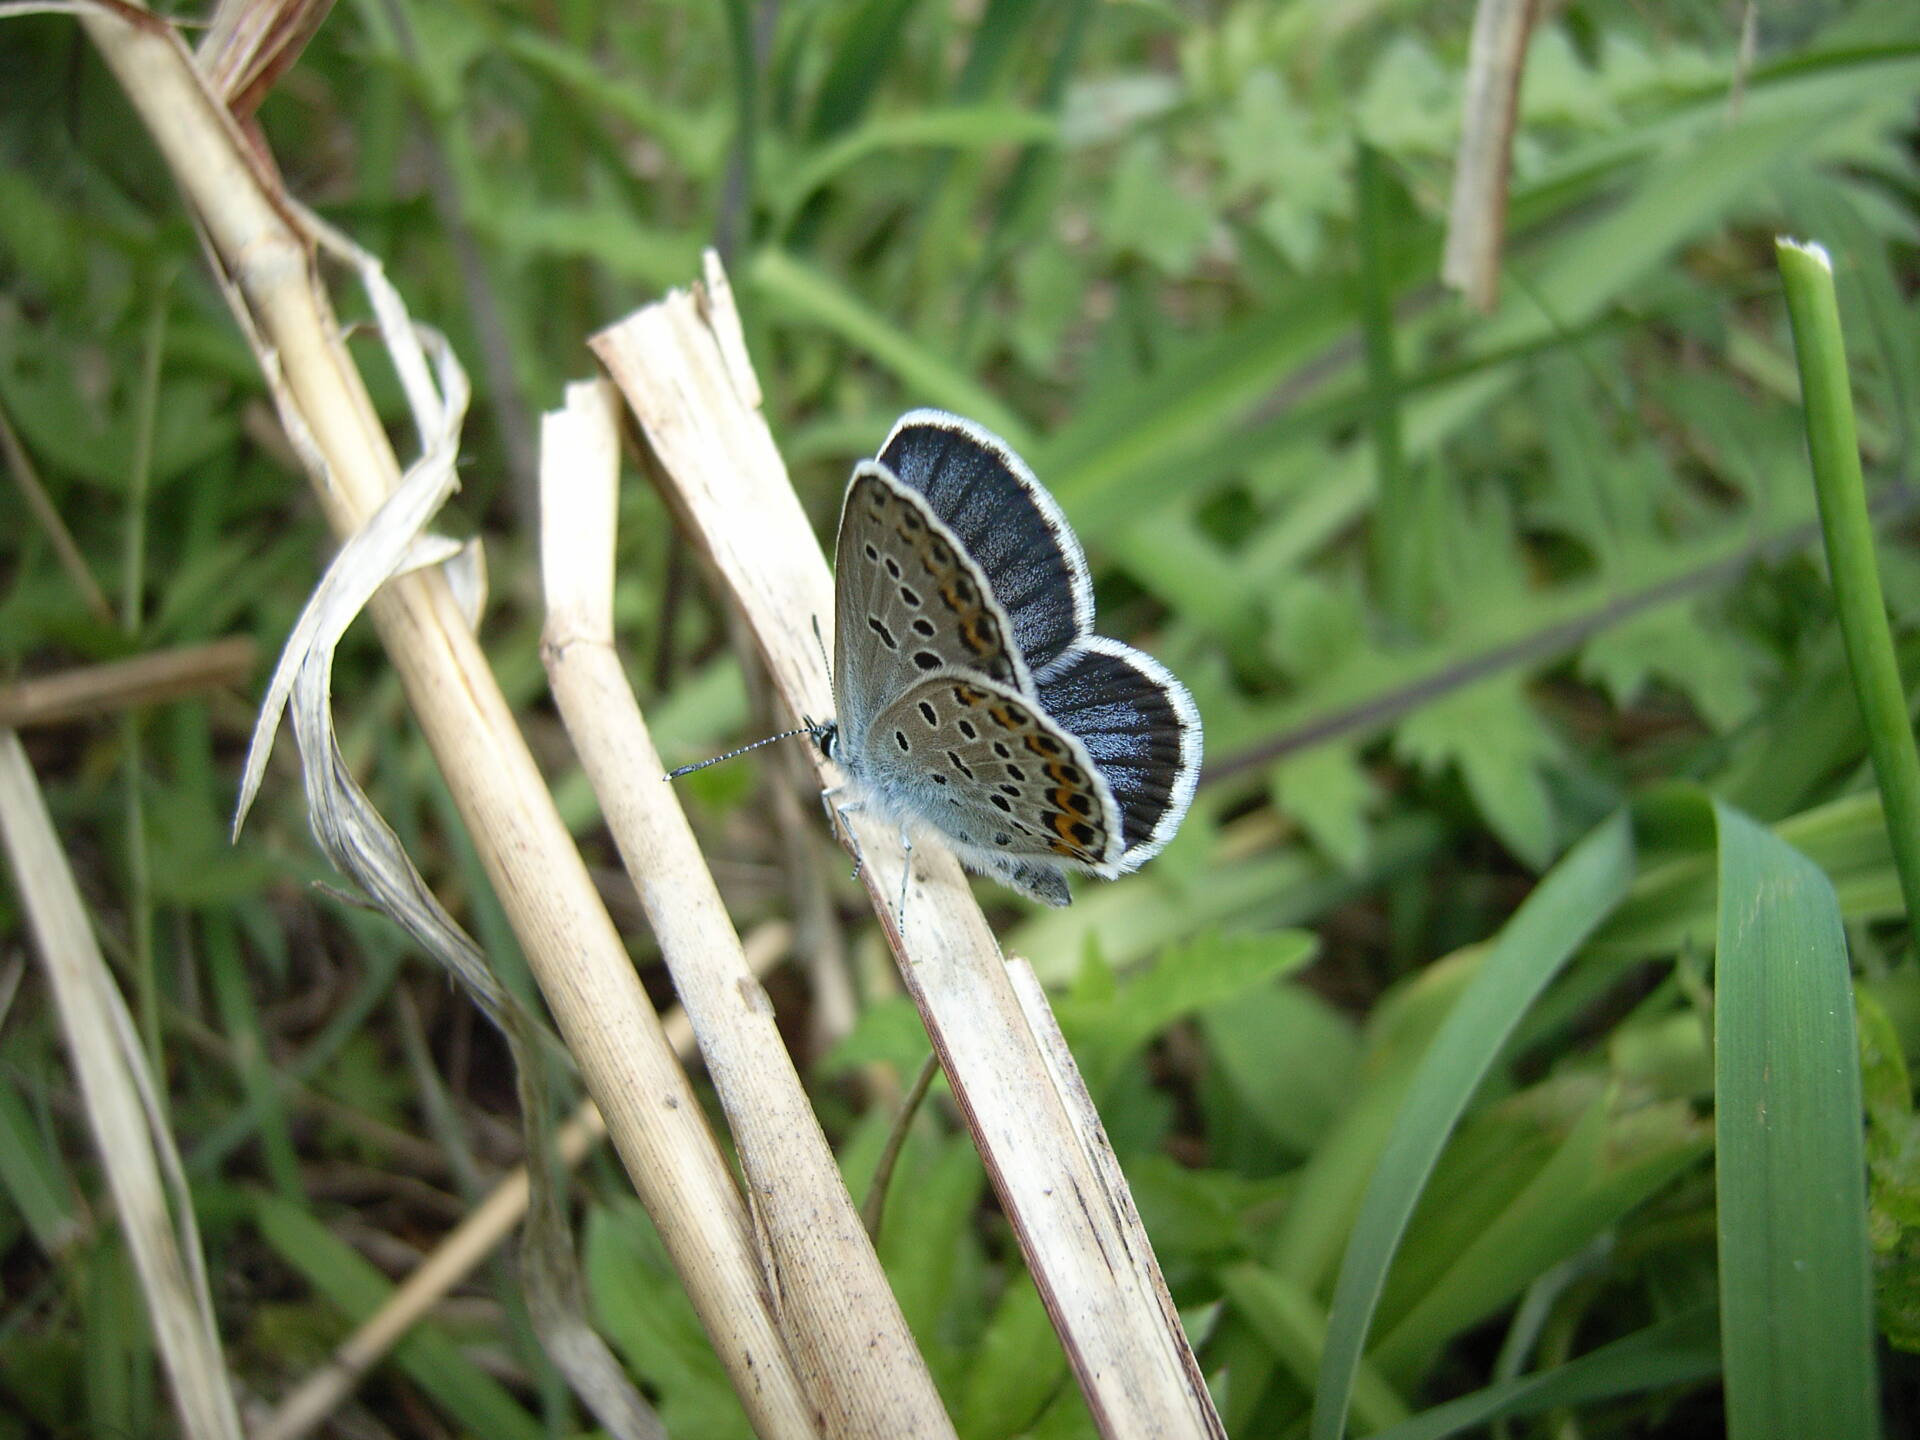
<box><xmin>808</xmin><ymin>716</ymin><xmax>840</xmax><ymax>764</ymax></box>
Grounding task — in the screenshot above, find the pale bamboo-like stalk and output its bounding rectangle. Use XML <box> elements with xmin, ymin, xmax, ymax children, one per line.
<box><xmin>74</xmin><ymin>11</ymin><xmax>820</xmax><ymax>1436</ymax></box>
<box><xmin>539</xmin><ymin>378</ymin><xmax>954</xmax><ymax>1438</ymax></box>
<box><xmin>1442</xmin><ymin>0</ymin><xmax>1539</xmax><ymax>310</ymax></box>
<box><xmin>593</xmin><ymin>255</ymin><xmax>1225</xmax><ymax>1439</ymax></box>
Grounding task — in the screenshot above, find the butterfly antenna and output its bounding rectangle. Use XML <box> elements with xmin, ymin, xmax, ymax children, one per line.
<box><xmin>665</xmin><ymin>726</ymin><xmax>813</xmax><ymax>780</ymax></box>
<box><xmin>811</xmin><ymin>615</ymin><xmax>833</xmax><ymax>688</ymax></box>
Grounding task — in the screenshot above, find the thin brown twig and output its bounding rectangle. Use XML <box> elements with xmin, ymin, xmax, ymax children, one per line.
<box><xmin>0</xmin><ymin>394</ymin><xmax>115</xmax><ymax>625</ymax></box>
<box><xmin>0</xmin><ymin>636</ymin><xmax>257</xmax><ymax>729</ymax></box>
<box><xmin>860</xmin><ymin>1048</ymin><xmax>940</xmax><ymax>1240</ymax></box>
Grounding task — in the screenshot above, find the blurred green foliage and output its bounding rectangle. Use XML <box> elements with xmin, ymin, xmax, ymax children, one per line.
<box><xmin>2</xmin><ymin>0</ymin><xmax>1918</xmax><ymax>1436</ymax></box>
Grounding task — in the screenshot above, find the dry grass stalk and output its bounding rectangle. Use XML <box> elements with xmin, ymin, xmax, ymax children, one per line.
<box><xmin>0</xmin><ymin>731</ymin><xmax>244</xmax><ymax>1440</ymax></box>
<box><xmin>540</xmin><ymin>377</ymin><xmax>954</xmax><ymax>1436</ymax></box>
<box><xmin>0</xmin><ymin>636</ymin><xmax>257</xmax><ymax>728</ymax></box>
<box><xmin>74</xmin><ymin>10</ymin><xmax>820</xmax><ymax>1435</ymax></box>
<box><xmin>1442</xmin><ymin>0</ymin><xmax>1540</xmax><ymax>311</ymax></box>
<box><xmin>253</xmin><ymin>920</ymin><xmax>793</xmax><ymax>1440</ymax></box>
<box><xmin>593</xmin><ymin>253</ymin><xmax>1225</xmax><ymax>1439</ymax></box>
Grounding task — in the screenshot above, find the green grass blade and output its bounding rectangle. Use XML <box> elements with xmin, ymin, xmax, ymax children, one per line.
<box><xmin>1310</xmin><ymin>812</ymin><xmax>1636</xmax><ymax>1440</ymax></box>
<box><xmin>1778</xmin><ymin>236</ymin><xmax>1920</xmax><ymax>927</ymax></box>
<box><xmin>1712</xmin><ymin>800</ymin><xmax>1879</xmax><ymax>1440</ymax></box>
<box><xmin>0</xmin><ymin>1077</ymin><xmax>78</xmax><ymax>1255</ymax></box>
<box><xmin>748</xmin><ymin>247</ymin><xmax>1029</xmax><ymax>444</ymax></box>
<box><xmin>770</xmin><ymin>105</ymin><xmax>1056</xmax><ymax>232</ymax></box>
<box><xmin>1221</xmin><ymin>1263</ymin><xmax>1410</xmax><ymax>1434</ymax></box>
<box><xmin>807</xmin><ymin>0</ymin><xmax>919</xmax><ymax>140</ymax></box>
<box><xmin>1368</xmin><ymin>1304</ymin><xmax>1719</xmax><ymax>1440</ymax></box>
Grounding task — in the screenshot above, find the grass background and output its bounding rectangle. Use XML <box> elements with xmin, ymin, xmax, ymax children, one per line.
<box><xmin>1</xmin><ymin>1</ymin><xmax>1917</xmax><ymax>1435</ymax></box>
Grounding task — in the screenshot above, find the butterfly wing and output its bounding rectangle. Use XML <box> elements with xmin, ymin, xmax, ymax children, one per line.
<box><xmin>878</xmin><ymin>411</ymin><xmax>1093</xmax><ymax>678</ymax></box>
<box><xmin>1034</xmin><ymin>637</ymin><xmax>1202</xmax><ymax>870</ymax></box>
<box><xmin>831</xmin><ymin>463</ymin><xmax>1030</xmax><ymax>747</ymax></box>
<box><xmin>861</xmin><ymin>671</ymin><xmax>1125</xmax><ymax>881</ymax></box>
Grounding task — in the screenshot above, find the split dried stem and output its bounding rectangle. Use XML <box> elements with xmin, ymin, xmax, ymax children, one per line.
<box><xmin>593</xmin><ymin>254</ymin><xmax>1224</xmax><ymax>1439</ymax></box>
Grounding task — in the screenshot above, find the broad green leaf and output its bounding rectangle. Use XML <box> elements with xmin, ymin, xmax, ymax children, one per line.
<box><xmin>1125</xmin><ymin>1154</ymin><xmax>1290</xmax><ymax>1259</ymax></box>
<box><xmin>0</xmin><ymin>1078</ymin><xmax>78</xmax><ymax>1255</ymax></box>
<box><xmin>1201</xmin><ymin>981</ymin><xmax>1358</xmax><ymax>1155</ymax></box>
<box><xmin>482</xmin><ymin>197</ymin><xmax>703</xmax><ymax>287</ymax></box>
<box><xmin>876</xmin><ymin>1128</ymin><xmax>990</xmax><ymax>1375</ymax></box>
<box><xmin>807</xmin><ymin>0</ymin><xmax>918</xmax><ymax>140</ymax></box>
<box><xmin>1713</xmin><ymin>801</ymin><xmax>1879</xmax><ymax>1439</ymax></box>
<box><xmin>1372</xmin><ymin>1077</ymin><xmax>1708</xmax><ymax>1376</ymax></box>
<box><xmin>587</xmin><ymin>1201</ymin><xmax>752</xmax><ymax>1438</ymax></box>
<box><xmin>1268</xmin><ymin>949</ymin><xmax>1482</xmax><ymax>1293</ymax></box>
<box><xmin>957</xmin><ymin>1274</ymin><xmax>1065</xmax><ymax>1440</ymax></box>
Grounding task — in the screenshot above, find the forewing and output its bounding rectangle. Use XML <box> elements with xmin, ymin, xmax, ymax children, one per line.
<box><xmin>864</xmin><ymin>671</ymin><xmax>1124</xmax><ymax>874</ymax></box>
<box><xmin>832</xmin><ymin>465</ymin><xmax>1030</xmax><ymax>743</ymax></box>
<box><xmin>878</xmin><ymin>411</ymin><xmax>1093</xmax><ymax>676</ymax></box>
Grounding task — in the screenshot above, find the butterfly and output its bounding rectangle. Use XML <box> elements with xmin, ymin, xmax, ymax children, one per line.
<box><xmin>812</xmin><ymin>410</ymin><xmax>1201</xmax><ymax>907</ymax></box>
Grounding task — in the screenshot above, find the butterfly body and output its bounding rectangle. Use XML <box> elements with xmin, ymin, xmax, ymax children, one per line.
<box><xmin>824</xmin><ymin>411</ymin><xmax>1201</xmax><ymax>907</ymax></box>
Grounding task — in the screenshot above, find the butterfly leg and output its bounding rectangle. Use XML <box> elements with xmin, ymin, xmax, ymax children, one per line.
<box><xmin>894</xmin><ymin>825</ymin><xmax>915</xmax><ymax>930</ymax></box>
<box><xmin>819</xmin><ymin>785</ymin><xmax>868</xmax><ymax>881</ymax></box>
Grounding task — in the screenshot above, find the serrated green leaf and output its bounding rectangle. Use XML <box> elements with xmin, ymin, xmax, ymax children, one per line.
<box><xmin>1396</xmin><ymin>676</ymin><xmax>1563</xmax><ymax>869</ymax></box>
<box><xmin>1354</xmin><ymin>36</ymin><xmax>1455</xmax><ymax>154</ymax></box>
<box><xmin>1058</xmin><ymin>929</ymin><xmax>1316</xmax><ymax>1094</ymax></box>
<box><xmin>1273</xmin><ymin>743</ymin><xmax>1375</xmax><ymax>872</ymax></box>
<box><xmin>1579</xmin><ymin>607</ymin><xmax>1762</xmax><ymax>732</ymax></box>
<box><xmin>1102</xmin><ymin>138</ymin><xmax>1212</xmax><ymax>276</ymax></box>
<box><xmin>1517</xmin><ymin>29</ymin><xmax>1618</xmax><ymax>129</ymax></box>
